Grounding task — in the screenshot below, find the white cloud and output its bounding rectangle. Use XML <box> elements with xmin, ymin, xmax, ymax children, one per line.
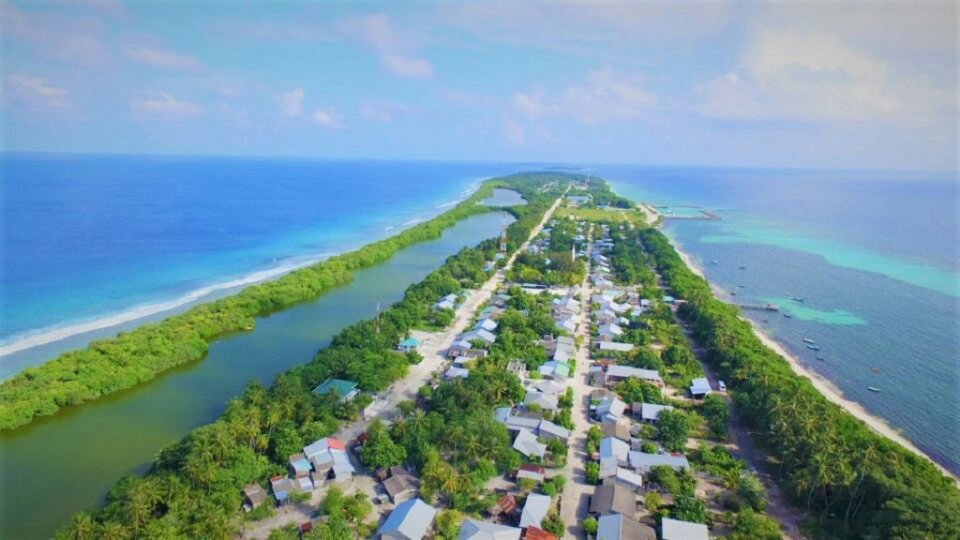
<box><xmin>126</xmin><ymin>47</ymin><xmax>203</xmax><ymax>71</ymax></box>
<box><xmin>3</xmin><ymin>74</ymin><xmax>70</xmax><ymax>108</ymax></box>
<box><xmin>504</xmin><ymin>120</ymin><xmax>526</xmax><ymax>145</ymax></box>
<box><xmin>381</xmin><ymin>54</ymin><xmax>433</xmax><ymax>79</ymax></box>
<box><xmin>341</xmin><ymin>13</ymin><xmax>435</xmax><ymax>79</ymax></box>
<box><xmin>132</xmin><ymin>93</ymin><xmax>202</xmax><ymax>117</ymax></box>
<box><xmin>693</xmin><ymin>30</ymin><xmax>946</xmax><ymax>124</ymax></box>
<box><xmin>360</xmin><ymin>100</ymin><xmax>414</xmax><ymax>122</ymax></box>
<box><xmin>312</xmin><ymin>107</ymin><xmax>344</xmax><ymax>128</ymax></box>
<box><xmin>275</xmin><ymin>87</ymin><xmax>305</xmax><ymax>116</ymax></box>
<box><xmin>513</xmin><ymin>69</ymin><xmax>658</xmax><ymax>124</ymax></box>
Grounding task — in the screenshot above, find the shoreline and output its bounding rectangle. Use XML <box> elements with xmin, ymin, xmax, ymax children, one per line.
<box><xmin>0</xmin><ymin>181</ymin><xmax>489</xmax><ymax>366</ymax></box>
<box><xmin>662</xmin><ymin>225</ymin><xmax>960</xmax><ymax>483</ymax></box>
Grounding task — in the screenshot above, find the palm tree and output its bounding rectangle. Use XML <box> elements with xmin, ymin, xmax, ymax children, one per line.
<box><xmin>68</xmin><ymin>512</ymin><xmax>96</xmax><ymax>540</ymax></box>
<box><xmin>98</xmin><ymin>521</ymin><xmax>128</xmax><ymax>540</ymax></box>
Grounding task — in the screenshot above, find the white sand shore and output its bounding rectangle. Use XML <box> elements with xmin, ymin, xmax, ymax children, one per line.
<box><xmin>661</xmin><ymin>228</ymin><xmax>960</xmax><ymax>483</ymax></box>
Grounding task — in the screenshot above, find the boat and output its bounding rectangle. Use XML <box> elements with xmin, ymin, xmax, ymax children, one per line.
<box><xmin>868</xmin><ymin>386</ymin><xmax>882</xmax><ymax>393</ymax></box>
<box><xmin>737</xmin><ymin>284</ymin><xmax>746</xmax><ymax>288</ymax></box>
<box><xmin>816</xmin><ymin>355</ymin><xmax>826</xmax><ymax>361</ymax></box>
<box><xmin>791</xmin><ymin>297</ymin><xmax>805</xmax><ymax>302</ymax></box>
<box><xmin>783</xmin><ymin>313</ymin><xmax>792</xmax><ymax>318</ymax></box>
<box><xmin>806</xmin><ymin>344</ymin><xmax>821</xmax><ymax>351</ymax></box>
<box><xmin>710</xmin><ymin>259</ymin><xmax>719</xmax><ymax>265</ymax></box>
<box><xmin>738</xmin><ymin>265</ymin><xmax>747</xmax><ymax>270</ymax></box>
<box><xmin>803</xmin><ymin>338</ymin><xmax>816</xmax><ymax>344</ymax></box>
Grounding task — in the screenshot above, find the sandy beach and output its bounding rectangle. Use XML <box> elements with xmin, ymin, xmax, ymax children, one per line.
<box><xmin>662</xmin><ymin>228</ymin><xmax>960</xmax><ymax>484</ymax></box>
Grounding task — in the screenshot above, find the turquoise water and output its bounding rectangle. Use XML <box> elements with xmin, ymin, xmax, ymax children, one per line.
<box><xmin>0</xmin><ymin>211</ymin><xmax>511</xmax><ymax>540</ymax></box>
<box><xmin>597</xmin><ymin>165</ymin><xmax>960</xmax><ymax>475</ymax></box>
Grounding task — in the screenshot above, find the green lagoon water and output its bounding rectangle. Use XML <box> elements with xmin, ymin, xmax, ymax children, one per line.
<box><xmin>0</xmin><ymin>211</ymin><xmax>510</xmax><ymax>540</ymax></box>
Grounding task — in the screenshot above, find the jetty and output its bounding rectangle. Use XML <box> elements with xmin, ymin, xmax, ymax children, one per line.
<box><xmin>734</xmin><ymin>302</ymin><xmax>780</xmax><ymax>312</ymax></box>
<box><xmin>657</xmin><ymin>205</ymin><xmax>720</xmax><ymax>220</ymax></box>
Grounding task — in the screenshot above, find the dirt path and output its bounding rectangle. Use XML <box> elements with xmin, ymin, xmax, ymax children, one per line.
<box><xmin>677</xmin><ymin>311</ymin><xmax>807</xmax><ymax>539</ymax></box>
<box><xmin>242</xmin><ymin>195</ymin><xmax>566</xmax><ymax>539</ymax></box>
<box><xmin>559</xmin><ymin>228</ymin><xmax>595</xmax><ymax>539</ymax></box>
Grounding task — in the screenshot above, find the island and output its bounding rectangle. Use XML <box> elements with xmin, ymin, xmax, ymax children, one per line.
<box><xmin>31</xmin><ymin>173</ymin><xmax>960</xmax><ymax>539</ymax></box>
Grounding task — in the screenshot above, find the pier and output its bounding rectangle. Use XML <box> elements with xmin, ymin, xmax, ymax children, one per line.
<box><xmin>734</xmin><ymin>302</ymin><xmax>780</xmax><ymax>312</ymax></box>
<box><xmin>656</xmin><ymin>205</ymin><xmax>720</xmax><ymax>220</ymax></box>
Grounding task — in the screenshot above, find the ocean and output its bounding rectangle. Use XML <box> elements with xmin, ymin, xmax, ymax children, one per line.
<box><xmin>596</xmin><ymin>165</ymin><xmax>960</xmax><ymax>476</ymax></box>
<box><xmin>0</xmin><ymin>154</ymin><xmax>518</xmax><ymax>377</ymax></box>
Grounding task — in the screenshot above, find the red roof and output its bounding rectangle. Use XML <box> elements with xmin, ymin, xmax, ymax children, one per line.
<box><xmin>497</xmin><ymin>494</ymin><xmax>518</xmax><ymax>513</ymax></box>
<box><xmin>519</xmin><ymin>463</ymin><xmax>546</xmax><ymax>475</ymax></box>
<box><xmin>327</xmin><ymin>437</ymin><xmax>346</xmax><ymax>451</ymax></box>
<box><xmin>524</xmin><ymin>526</ymin><xmax>558</xmax><ymax>540</ymax></box>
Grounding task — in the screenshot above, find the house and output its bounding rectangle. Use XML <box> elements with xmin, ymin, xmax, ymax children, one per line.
<box><xmin>538</xmin><ymin>360</ymin><xmax>571</xmax><ymax>380</ymax></box>
<box><xmin>496</xmin><ymin>409</ymin><xmax>542</xmax><ymax>432</ymax></box>
<box><xmin>448</xmin><ymin>340</ymin><xmax>488</xmax><ymax>359</ymax></box>
<box><xmin>532</xmin><ymin>380</ymin><xmax>565</xmax><ymax>396</ymax></box>
<box><xmin>599</xmin><ymin>437</ymin><xmax>630</xmax><ymax>465</ymax></box>
<box><xmin>690</xmin><ymin>378</ymin><xmax>712</xmax><ymax>398</ymax></box>
<box><xmin>475</xmin><ymin>318</ymin><xmax>498</xmax><ymax>332</ymax></box>
<box><xmin>434</xmin><ymin>297</ymin><xmax>456</xmax><ymax>311</ymax></box>
<box><xmin>507</xmin><ymin>360</ymin><xmax>527</xmax><ymax>376</ymax></box>
<box><xmin>599</xmin><ymin>456</ymin><xmax>619</xmax><ymax>479</ymax></box>
<box><xmin>513</xmin><ymin>428</ymin><xmax>547</xmax><ymax>459</ymax></box>
<box><xmin>270</xmin><ymin>475</ymin><xmax>297</xmax><ymax>504</ymax></box>
<box><xmin>628</xmin><ymin>451</ymin><xmax>690</xmax><ymax>473</ymax></box>
<box><xmin>462</xmin><ymin>328</ymin><xmax>497</xmax><ymax>345</ymax></box>
<box><xmin>377</xmin><ymin>498</ymin><xmax>437</xmax><ymax>540</ymax></box>
<box><xmin>525</xmin><ymin>390</ymin><xmax>559</xmax><ymax>411</ymax></box>
<box><xmin>601</xmin><ymin>420</ymin><xmax>632</xmax><ymax>441</ymax></box>
<box><xmin>458</xmin><ymin>520</ymin><xmax>522</xmax><ymax>540</ymax></box>
<box><xmin>596</xmin><ymin>514</ymin><xmax>657</xmax><ymax>540</ymax></box>
<box><xmin>288</xmin><ymin>453</ymin><xmax>312</xmax><ymax>477</ymax></box>
<box><xmin>523</xmin><ymin>527</ymin><xmax>558</xmax><ymax>540</ymax></box>
<box><xmin>304</xmin><ymin>437</ymin><xmax>354</xmax><ymax>482</ymax></box>
<box><xmin>597</xmin><ymin>324</ymin><xmax>623</xmax><ymax>341</ymax></box>
<box><xmin>330</xmin><ymin>450</ymin><xmax>356</xmax><ymax>483</ymax></box>
<box><xmin>603</xmin><ymin>467</ymin><xmax>644</xmax><ymax>492</ymax></box>
<box><xmin>519</xmin><ymin>493</ymin><xmax>551</xmax><ymax>528</ymax></box>
<box><xmin>594</xmin><ymin>396</ymin><xmax>627</xmax><ymax>422</ymax></box>
<box><xmin>605</xmin><ymin>366</ymin><xmax>663</xmax><ymax>387</ymax></box>
<box><xmin>312</xmin><ymin>378</ymin><xmax>359</xmax><ymax>402</ymax></box>
<box><xmin>589</xmin><ymin>484</ymin><xmax>636</xmax><ymax>516</ymax></box>
<box><xmin>538</xmin><ymin>420</ymin><xmax>571</xmax><ymax>442</ymax></box>
<box><xmin>557</xmin><ymin>316</ymin><xmax>579</xmax><ymax>334</ymax></box>
<box><xmin>444</xmin><ymin>366</ymin><xmax>470</xmax><ymax>379</ymax></box>
<box><xmin>382</xmin><ymin>472</ymin><xmax>419</xmax><ymax>504</ymax></box>
<box><xmin>661</xmin><ymin>517</ymin><xmax>709</xmax><ymax>540</ymax></box>
<box><xmin>516</xmin><ymin>463</ymin><xmax>547</xmax><ymax>483</ymax></box>
<box><xmin>488</xmin><ymin>494</ymin><xmax>518</xmax><ymax>517</ymax></box>
<box><xmin>638</xmin><ymin>403</ymin><xmax>674</xmax><ymax>423</ymax></box>
<box><xmin>242</xmin><ymin>484</ymin><xmax>268</xmax><ymax>511</ymax></box>
<box><xmin>597</xmin><ymin>342</ymin><xmax>634</xmax><ymax>354</ymax></box>
<box><xmin>663</xmin><ymin>295</ymin><xmax>675</xmax><ymax>304</ymax></box>
<box><xmin>397</xmin><ymin>337</ymin><xmax>421</xmax><ymax>353</ymax></box>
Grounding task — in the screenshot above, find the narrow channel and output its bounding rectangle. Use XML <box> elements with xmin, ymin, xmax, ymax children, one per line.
<box><xmin>0</xmin><ymin>211</ymin><xmax>512</xmax><ymax>539</ymax></box>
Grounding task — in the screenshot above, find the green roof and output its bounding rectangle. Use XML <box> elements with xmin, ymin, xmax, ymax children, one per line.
<box><xmin>312</xmin><ymin>378</ymin><xmax>358</xmax><ymax>396</ymax></box>
<box><xmin>555</xmin><ymin>363</ymin><xmax>572</xmax><ymax>377</ymax></box>
<box><xmin>399</xmin><ymin>337</ymin><xmax>421</xmax><ymax>347</ymax></box>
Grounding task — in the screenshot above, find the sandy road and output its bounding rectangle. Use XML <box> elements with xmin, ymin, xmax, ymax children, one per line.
<box><xmin>558</xmin><ymin>228</ymin><xmax>595</xmax><ymax>539</ymax></box>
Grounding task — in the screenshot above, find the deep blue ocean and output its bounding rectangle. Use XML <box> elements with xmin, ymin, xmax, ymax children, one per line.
<box><xmin>0</xmin><ymin>154</ymin><xmax>518</xmax><ymax>376</ymax></box>
<box><xmin>596</xmin><ymin>165</ymin><xmax>960</xmax><ymax>475</ymax></box>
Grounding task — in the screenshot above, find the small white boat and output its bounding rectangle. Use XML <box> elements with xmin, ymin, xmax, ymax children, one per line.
<box><xmin>868</xmin><ymin>386</ymin><xmax>882</xmax><ymax>393</ymax></box>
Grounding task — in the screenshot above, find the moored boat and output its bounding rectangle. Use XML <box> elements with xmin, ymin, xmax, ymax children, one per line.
<box><xmin>868</xmin><ymin>386</ymin><xmax>882</xmax><ymax>393</ymax></box>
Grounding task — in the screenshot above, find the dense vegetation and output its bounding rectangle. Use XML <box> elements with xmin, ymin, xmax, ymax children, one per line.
<box><xmin>636</xmin><ymin>226</ymin><xmax>960</xmax><ymax>538</ymax></box>
<box><xmin>53</xmin><ymin>173</ymin><xmax>570</xmax><ymax>539</ymax></box>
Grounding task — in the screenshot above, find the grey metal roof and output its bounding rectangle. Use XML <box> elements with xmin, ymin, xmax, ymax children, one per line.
<box><xmin>377</xmin><ymin>498</ymin><xmax>437</xmax><ymax>540</ymax></box>
<box><xmin>458</xmin><ymin>520</ymin><xmax>522</xmax><ymax>540</ymax></box>
<box><xmin>519</xmin><ymin>493</ymin><xmax>551</xmax><ymax>528</ymax></box>
<box><xmin>661</xmin><ymin>517</ymin><xmax>709</xmax><ymax>540</ymax></box>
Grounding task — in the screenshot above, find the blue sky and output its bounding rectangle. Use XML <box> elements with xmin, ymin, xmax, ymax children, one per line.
<box><xmin>2</xmin><ymin>1</ymin><xmax>957</xmax><ymax>170</ymax></box>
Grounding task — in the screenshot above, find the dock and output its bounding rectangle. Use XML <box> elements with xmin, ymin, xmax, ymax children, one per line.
<box><xmin>734</xmin><ymin>303</ymin><xmax>780</xmax><ymax>312</ymax></box>
<box><xmin>656</xmin><ymin>205</ymin><xmax>720</xmax><ymax>220</ymax></box>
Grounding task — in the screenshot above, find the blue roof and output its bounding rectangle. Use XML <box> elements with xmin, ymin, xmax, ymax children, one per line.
<box><xmin>312</xmin><ymin>378</ymin><xmax>358</xmax><ymax>396</ymax></box>
<box><xmin>399</xmin><ymin>337</ymin><xmax>421</xmax><ymax>347</ymax></box>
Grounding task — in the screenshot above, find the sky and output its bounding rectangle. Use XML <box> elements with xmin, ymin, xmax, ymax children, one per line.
<box><xmin>1</xmin><ymin>0</ymin><xmax>958</xmax><ymax>170</ymax></box>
